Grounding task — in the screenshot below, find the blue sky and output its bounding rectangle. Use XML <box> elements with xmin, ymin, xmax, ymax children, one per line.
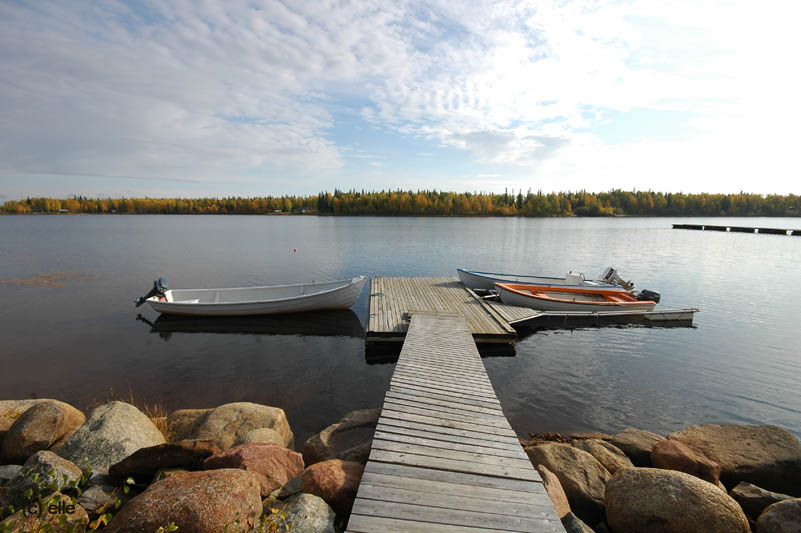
<box><xmin>1</xmin><ymin>0</ymin><xmax>799</xmax><ymax>200</ymax></box>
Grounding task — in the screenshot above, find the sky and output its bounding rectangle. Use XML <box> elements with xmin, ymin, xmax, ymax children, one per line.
<box><xmin>1</xmin><ymin>0</ymin><xmax>799</xmax><ymax>201</ymax></box>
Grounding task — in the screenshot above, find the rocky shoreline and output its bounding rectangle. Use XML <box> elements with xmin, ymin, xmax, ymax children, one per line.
<box><xmin>1</xmin><ymin>399</ymin><xmax>799</xmax><ymax>532</ymax></box>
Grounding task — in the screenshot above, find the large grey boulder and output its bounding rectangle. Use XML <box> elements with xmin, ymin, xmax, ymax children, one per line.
<box><xmin>525</xmin><ymin>442</ymin><xmax>611</xmax><ymax>526</ymax></box>
<box><xmin>669</xmin><ymin>424</ymin><xmax>801</xmax><ymax>495</ymax></box>
<box><xmin>605</xmin><ymin>467</ymin><xmax>750</xmax><ymax>533</ymax></box>
<box><xmin>572</xmin><ymin>439</ymin><xmax>634</xmax><ymax>475</ymax></box>
<box><xmin>729</xmin><ymin>481</ymin><xmax>792</xmax><ymax>520</ymax></box>
<box><xmin>303</xmin><ymin>408</ymin><xmax>380</xmax><ymax>465</ymax></box>
<box><xmin>2</xmin><ymin>400</ymin><xmax>85</xmax><ymax>464</ymax></box>
<box><xmin>277</xmin><ymin>493</ymin><xmax>336</xmax><ymax>533</ymax></box>
<box><xmin>1</xmin><ymin>451</ymin><xmax>82</xmax><ymax>510</ymax></box>
<box><xmin>168</xmin><ymin>402</ymin><xmax>293</xmax><ymax>450</ymax></box>
<box><xmin>610</xmin><ymin>428</ymin><xmax>665</xmax><ymax>466</ymax></box>
<box><xmin>55</xmin><ymin>401</ymin><xmax>166</xmax><ymax>474</ymax></box>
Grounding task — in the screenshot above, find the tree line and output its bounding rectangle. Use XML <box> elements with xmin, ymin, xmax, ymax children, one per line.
<box><xmin>2</xmin><ymin>189</ymin><xmax>799</xmax><ymax>217</ymax></box>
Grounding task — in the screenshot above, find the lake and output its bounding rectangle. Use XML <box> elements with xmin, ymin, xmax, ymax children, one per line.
<box><xmin>1</xmin><ymin>215</ymin><xmax>799</xmax><ymax>446</ymax></box>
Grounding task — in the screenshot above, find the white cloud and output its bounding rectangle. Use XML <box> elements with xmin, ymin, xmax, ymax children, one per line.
<box><xmin>0</xmin><ymin>0</ymin><xmax>798</xmax><ymax>195</ymax></box>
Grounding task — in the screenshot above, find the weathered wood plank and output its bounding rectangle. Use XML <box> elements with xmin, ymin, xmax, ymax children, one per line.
<box><xmin>376</xmin><ymin>419</ymin><xmax>521</xmax><ymax>448</ymax></box>
<box><xmin>363</xmin><ymin>461</ymin><xmax>545</xmax><ymax>494</ymax></box>
<box><xmin>347</xmin><ymin>514</ymin><xmax>490</xmax><ymax>533</ymax></box>
<box><xmin>389</xmin><ymin>383</ymin><xmax>503</xmax><ymax>409</ymax></box>
<box><xmin>380</xmin><ymin>408</ymin><xmax>518</xmax><ymax>437</ymax></box>
<box><xmin>347</xmin><ymin>498</ymin><xmax>559</xmax><ymax>533</ymax></box>
<box><xmin>370</xmin><ymin>438</ymin><xmax>534</xmax><ymax>469</ymax></box>
<box><xmin>382</xmin><ymin>396</ymin><xmax>509</xmax><ymax>422</ymax></box>
<box><xmin>372</xmin><ymin>430</ymin><xmax>529</xmax><ymax>460</ymax></box>
<box><xmin>385</xmin><ymin>390</ymin><xmax>505</xmax><ymax>415</ymax></box>
<box><xmin>368</xmin><ymin>449</ymin><xmax>539</xmax><ymax>482</ymax></box>
<box><xmin>381</xmin><ymin>401</ymin><xmax>513</xmax><ymax>429</ymax></box>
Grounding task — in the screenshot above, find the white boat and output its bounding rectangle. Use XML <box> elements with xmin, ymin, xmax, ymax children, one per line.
<box><xmin>457</xmin><ymin>267</ymin><xmax>629</xmax><ymax>292</ymax></box>
<box><xmin>138</xmin><ymin>276</ymin><xmax>367</xmax><ymax>316</ymax></box>
<box><xmin>495</xmin><ymin>283</ymin><xmax>657</xmax><ymax>312</ymax></box>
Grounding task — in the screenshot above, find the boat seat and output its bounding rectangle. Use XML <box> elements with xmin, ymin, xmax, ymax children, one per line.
<box><xmin>175</xmin><ymin>299</ymin><xmax>200</xmax><ymax>304</ymax></box>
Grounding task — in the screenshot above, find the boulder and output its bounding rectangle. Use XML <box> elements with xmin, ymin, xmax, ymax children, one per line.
<box><xmin>303</xmin><ymin>408</ymin><xmax>380</xmax><ymax>465</ymax></box>
<box><xmin>1</xmin><ymin>400</ymin><xmax>85</xmax><ymax>464</ymax></box>
<box><xmin>108</xmin><ymin>439</ymin><xmax>221</xmax><ymax>481</ymax></box>
<box><xmin>233</xmin><ymin>428</ymin><xmax>285</xmax><ymax>447</ymax></box>
<box><xmin>1</xmin><ymin>450</ymin><xmax>82</xmax><ymax>510</ymax></box>
<box><xmin>534</xmin><ymin>464</ymin><xmax>571</xmax><ymax>518</ymax></box>
<box><xmin>105</xmin><ymin>469</ymin><xmax>262</xmax><ymax>533</ymax></box>
<box><xmin>55</xmin><ymin>401</ymin><xmax>166</xmax><ymax>474</ymax></box>
<box><xmin>525</xmin><ymin>443</ymin><xmax>611</xmax><ymax>525</ymax></box>
<box><xmin>729</xmin><ymin>481</ymin><xmax>793</xmax><ymax>520</ymax></box>
<box><xmin>572</xmin><ymin>439</ymin><xmax>634</xmax><ymax>475</ymax></box>
<box><xmin>0</xmin><ymin>491</ymin><xmax>89</xmax><ymax>532</ymax></box>
<box><xmin>756</xmin><ymin>498</ymin><xmax>801</xmax><ymax>533</ymax></box>
<box><xmin>165</xmin><ymin>408</ymin><xmax>211</xmax><ymax>441</ymax></box>
<box><xmin>610</xmin><ymin>428</ymin><xmax>665</xmax><ymax>467</ymax></box>
<box><xmin>651</xmin><ymin>439</ymin><xmax>721</xmax><ymax>484</ymax></box>
<box><xmin>275</xmin><ymin>493</ymin><xmax>336</xmax><ymax>533</ymax></box>
<box><xmin>301</xmin><ymin>459</ymin><xmax>364</xmax><ymax>514</ymax></box>
<box><xmin>669</xmin><ymin>424</ymin><xmax>801</xmax><ymax>495</ymax></box>
<box><xmin>203</xmin><ymin>442</ymin><xmax>304</xmax><ymax>496</ymax></box>
<box><xmin>605</xmin><ymin>467</ymin><xmax>750</xmax><ymax>533</ymax></box>
<box><xmin>170</xmin><ymin>402</ymin><xmax>293</xmax><ymax>450</ymax></box>
<box><xmin>0</xmin><ymin>464</ymin><xmax>23</xmax><ymax>485</ymax></box>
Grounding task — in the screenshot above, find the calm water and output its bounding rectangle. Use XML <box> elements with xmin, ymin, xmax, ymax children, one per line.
<box><xmin>1</xmin><ymin>215</ymin><xmax>800</xmax><ymax>445</ymax></box>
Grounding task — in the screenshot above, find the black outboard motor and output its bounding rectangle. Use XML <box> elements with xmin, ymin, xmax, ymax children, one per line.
<box><xmin>135</xmin><ymin>278</ymin><xmax>168</xmax><ymax>307</ymax></box>
<box><xmin>636</xmin><ymin>289</ymin><xmax>661</xmax><ymax>303</ymax></box>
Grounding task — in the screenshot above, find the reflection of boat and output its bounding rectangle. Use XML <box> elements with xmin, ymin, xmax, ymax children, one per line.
<box><xmin>457</xmin><ymin>267</ymin><xmax>629</xmax><ymax>292</ymax></box>
<box><xmin>496</xmin><ymin>283</ymin><xmax>657</xmax><ymax>312</ymax></box>
<box><xmin>137</xmin><ymin>309</ymin><xmax>365</xmax><ymax>339</ymax></box>
<box><xmin>142</xmin><ymin>276</ymin><xmax>366</xmax><ymax>316</ymax></box>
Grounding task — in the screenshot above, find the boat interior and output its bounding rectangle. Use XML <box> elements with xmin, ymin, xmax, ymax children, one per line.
<box><xmin>162</xmin><ymin>279</ymin><xmax>353</xmax><ymax>304</ymax></box>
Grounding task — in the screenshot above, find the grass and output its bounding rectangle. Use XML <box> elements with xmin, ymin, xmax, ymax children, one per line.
<box><xmin>86</xmin><ymin>386</ymin><xmax>173</xmax><ymax>441</ymax></box>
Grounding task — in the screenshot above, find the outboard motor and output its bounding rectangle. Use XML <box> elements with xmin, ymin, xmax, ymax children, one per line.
<box><xmin>600</xmin><ymin>267</ymin><xmax>634</xmax><ymax>290</ymax></box>
<box><xmin>135</xmin><ymin>278</ymin><xmax>168</xmax><ymax>307</ymax></box>
<box><xmin>636</xmin><ymin>289</ymin><xmax>661</xmax><ymax>303</ymax></box>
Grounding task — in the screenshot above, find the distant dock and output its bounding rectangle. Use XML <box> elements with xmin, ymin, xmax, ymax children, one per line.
<box><xmin>366</xmin><ymin>277</ymin><xmax>696</xmax><ymax>344</ymax></box>
<box><xmin>673</xmin><ymin>223</ymin><xmax>799</xmax><ymax>235</ymax></box>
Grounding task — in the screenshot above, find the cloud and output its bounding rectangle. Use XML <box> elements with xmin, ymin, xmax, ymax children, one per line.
<box><xmin>1</xmin><ymin>0</ymin><xmax>798</xmax><ymax>196</ymax></box>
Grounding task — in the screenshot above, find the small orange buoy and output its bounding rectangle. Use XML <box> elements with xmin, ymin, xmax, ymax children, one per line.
<box><xmin>293</xmin><ymin>248</ymin><xmax>297</xmax><ymax>253</ymax></box>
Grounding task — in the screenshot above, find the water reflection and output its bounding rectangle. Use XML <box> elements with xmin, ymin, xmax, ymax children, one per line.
<box><xmin>137</xmin><ymin>309</ymin><xmax>365</xmax><ymax>340</ymax></box>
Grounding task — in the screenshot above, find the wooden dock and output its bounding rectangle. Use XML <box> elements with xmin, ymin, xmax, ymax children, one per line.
<box><xmin>347</xmin><ymin>313</ymin><xmax>563</xmax><ymax>532</ymax></box>
<box><xmin>366</xmin><ymin>277</ymin><xmax>517</xmax><ymax>343</ymax></box>
<box><xmin>673</xmin><ymin>223</ymin><xmax>799</xmax><ymax>235</ymax></box>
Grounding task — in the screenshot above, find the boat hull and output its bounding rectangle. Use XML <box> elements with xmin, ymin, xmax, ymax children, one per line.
<box><xmin>496</xmin><ymin>283</ymin><xmax>656</xmax><ymax>312</ymax></box>
<box><xmin>457</xmin><ymin>268</ymin><xmax>624</xmax><ymax>292</ymax></box>
<box><xmin>146</xmin><ymin>276</ymin><xmax>366</xmax><ymax>316</ymax></box>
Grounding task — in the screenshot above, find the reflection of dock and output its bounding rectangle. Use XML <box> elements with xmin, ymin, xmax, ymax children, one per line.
<box><xmin>673</xmin><ymin>223</ymin><xmax>799</xmax><ymax>236</ymax></box>
<box><xmin>348</xmin><ymin>313</ymin><xmax>563</xmax><ymax>532</ymax></box>
<box><xmin>141</xmin><ymin>309</ymin><xmax>364</xmax><ymax>339</ymax></box>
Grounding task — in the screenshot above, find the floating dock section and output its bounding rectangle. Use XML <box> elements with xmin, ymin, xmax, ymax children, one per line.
<box><xmin>673</xmin><ymin>223</ymin><xmax>799</xmax><ymax>235</ymax></box>
<box><xmin>347</xmin><ymin>313</ymin><xmax>563</xmax><ymax>532</ymax></box>
<box><xmin>367</xmin><ymin>277</ymin><xmax>516</xmax><ymax>343</ymax></box>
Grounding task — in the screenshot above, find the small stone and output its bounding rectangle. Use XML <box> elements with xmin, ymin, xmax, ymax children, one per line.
<box><xmin>561</xmin><ymin>512</ymin><xmax>595</xmax><ymax>533</ymax></box>
<box><xmin>651</xmin><ymin>439</ymin><xmax>721</xmax><ymax>484</ymax></box>
<box><xmin>1</xmin><ymin>450</ymin><xmax>82</xmax><ymax>510</ymax></box>
<box><xmin>301</xmin><ymin>459</ymin><xmax>364</xmax><ymax>514</ymax></box>
<box><xmin>610</xmin><ymin>428</ymin><xmax>665</xmax><ymax>467</ymax></box>
<box><xmin>276</xmin><ymin>493</ymin><xmax>336</xmax><ymax>533</ymax></box>
<box><xmin>203</xmin><ymin>442</ymin><xmax>304</xmax><ymax>496</ymax></box>
<box><xmin>270</xmin><ymin>473</ymin><xmax>303</xmax><ymax>500</ymax></box>
<box><xmin>77</xmin><ymin>485</ymin><xmax>117</xmax><ymax>514</ymax></box>
<box><xmin>0</xmin><ymin>491</ymin><xmax>89</xmax><ymax>532</ymax></box>
<box><xmin>756</xmin><ymin>498</ymin><xmax>801</xmax><ymax>533</ymax></box>
<box><xmin>730</xmin><ymin>481</ymin><xmax>793</xmax><ymax>520</ymax></box>
<box><xmin>303</xmin><ymin>409</ymin><xmax>380</xmax><ymax>465</ymax></box>
<box><xmin>0</xmin><ymin>464</ymin><xmax>23</xmax><ymax>485</ymax></box>
<box><xmin>572</xmin><ymin>439</ymin><xmax>634</xmax><ymax>475</ymax></box>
